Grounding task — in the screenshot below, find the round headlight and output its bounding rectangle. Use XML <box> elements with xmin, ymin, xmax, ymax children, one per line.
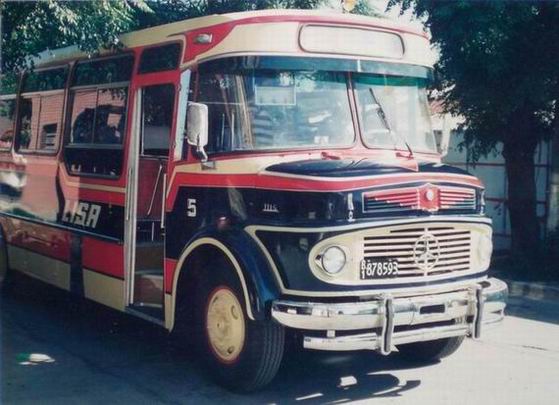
<box><xmin>477</xmin><ymin>233</ymin><xmax>493</xmax><ymax>270</ymax></box>
<box><xmin>321</xmin><ymin>246</ymin><xmax>347</xmax><ymax>275</ymax></box>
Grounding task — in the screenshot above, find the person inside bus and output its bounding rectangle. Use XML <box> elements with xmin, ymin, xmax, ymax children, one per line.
<box><xmin>72</xmin><ymin>108</ymin><xmax>95</xmax><ymax>144</ymax></box>
<box><xmin>250</xmin><ymin>105</ymin><xmax>276</xmax><ymax>149</ymax></box>
<box><xmin>95</xmin><ymin>105</ymin><xmax>124</xmax><ymax>144</ymax></box>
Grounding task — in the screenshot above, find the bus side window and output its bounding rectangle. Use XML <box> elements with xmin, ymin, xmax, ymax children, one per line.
<box><xmin>0</xmin><ymin>73</ymin><xmax>17</xmax><ymax>150</ymax></box>
<box><xmin>141</xmin><ymin>84</ymin><xmax>175</xmax><ymax>156</ymax></box>
<box><xmin>0</xmin><ymin>98</ymin><xmax>16</xmax><ymax>150</ymax></box>
<box><xmin>70</xmin><ymin>90</ymin><xmax>97</xmax><ymax>144</ymax></box>
<box><xmin>18</xmin><ymin>97</ymin><xmax>37</xmax><ymax>150</ymax></box>
<box><xmin>195</xmin><ymin>73</ymin><xmax>245</xmax><ymax>154</ymax></box>
<box><xmin>64</xmin><ymin>54</ymin><xmax>133</xmax><ymax>178</ymax></box>
<box><xmin>16</xmin><ymin>67</ymin><xmax>67</xmax><ymax>153</ymax></box>
<box><xmin>66</xmin><ymin>87</ymin><xmax>128</xmax><ymax>176</ymax></box>
<box><xmin>138</xmin><ymin>43</ymin><xmax>181</xmax><ymax>74</ymax></box>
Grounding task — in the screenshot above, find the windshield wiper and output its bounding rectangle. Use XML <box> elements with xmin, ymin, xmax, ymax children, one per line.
<box><xmin>368</xmin><ymin>88</ymin><xmax>414</xmax><ymax>158</ymax></box>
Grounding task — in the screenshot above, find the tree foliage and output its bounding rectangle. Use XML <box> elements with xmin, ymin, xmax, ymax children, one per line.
<box><xmin>389</xmin><ymin>0</ymin><xmax>559</xmax><ymax>254</ymax></box>
<box><xmin>1</xmin><ymin>0</ymin><xmax>150</xmax><ymax>72</ymax></box>
<box><xmin>390</xmin><ymin>0</ymin><xmax>559</xmax><ymax>157</ymax></box>
<box><xmin>135</xmin><ymin>0</ymin><xmax>325</xmax><ymax>28</ymax></box>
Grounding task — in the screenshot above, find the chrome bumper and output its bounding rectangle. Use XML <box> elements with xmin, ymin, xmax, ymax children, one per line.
<box><xmin>271</xmin><ymin>278</ymin><xmax>507</xmax><ymax>354</ymax></box>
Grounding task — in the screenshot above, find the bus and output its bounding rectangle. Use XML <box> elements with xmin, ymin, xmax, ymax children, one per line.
<box><xmin>0</xmin><ymin>9</ymin><xmax>507</xmax><ymax>392</ymax></box>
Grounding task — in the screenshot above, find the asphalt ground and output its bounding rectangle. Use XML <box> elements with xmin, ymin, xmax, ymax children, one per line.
<box><xmin>1</xmin><ymin>275</ymin><xmax>558</xmax><ymax>405</ymax></box>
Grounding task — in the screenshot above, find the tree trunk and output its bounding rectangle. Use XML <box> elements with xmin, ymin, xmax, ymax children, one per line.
<box><xmin>547</xmin><ymin>136</ymin><xmax>559</xmax><ymax>233</ymax></box>
<box><xmin>502</xmin><ymin>140</ymin><xmax>540</xmax><ymax>257</ymax></box>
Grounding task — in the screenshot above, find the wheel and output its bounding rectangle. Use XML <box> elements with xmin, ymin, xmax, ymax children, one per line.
<box><xmin>194</xmin><ymin>263</ymin><xmax>284</xmax><ymax>392</ymax></box>
<box><xmin>397</xmin><ymin>336</ymin><xmax>465</xmax><ymax>362</ymax></box>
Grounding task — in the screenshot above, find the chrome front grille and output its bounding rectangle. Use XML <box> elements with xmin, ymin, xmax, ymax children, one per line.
<box><xmin>362</xmin><ymin>226</ymin><xmax>472</xmax><ymax>277</ymax></box>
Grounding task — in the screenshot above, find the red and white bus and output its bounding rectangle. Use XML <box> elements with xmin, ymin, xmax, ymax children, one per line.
<box><xmin>0</xmin><ymin>10</ymin><xmax>507</xmax><ymax>392</ymax></box>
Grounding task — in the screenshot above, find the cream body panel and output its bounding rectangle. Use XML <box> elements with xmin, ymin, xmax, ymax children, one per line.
<box><xmin>7</xmin><ymin>245</ymin><xmax>70</xmax><ymax>290</ymax></box>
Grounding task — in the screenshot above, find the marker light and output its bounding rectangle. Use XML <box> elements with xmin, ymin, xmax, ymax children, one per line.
<box><xmin>342</xmin><ymin>0</ymin><xmax>357</xmax><ymax>12</ymax></box>
<box><xmin>194</xmin><ymin>33</ymin><xmax>213</xmax><ymax>44</ymax></box>
<box><xmin>321</xmin><ymin>246</ymin><xmax>347</xmax><ymax>275</ymax></box>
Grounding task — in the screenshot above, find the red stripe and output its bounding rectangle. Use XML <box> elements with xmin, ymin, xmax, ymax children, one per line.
<box><xmin>1</xmin><ymin>217</ymin><xmax>71</xmax><ymax>262</ymax></box>
<box><xmin>82</xmin><ymin>237</ymin><xmax>124</xmax><ymax>278</ymax></box>
<box><xmin>164</xmin><ymin>258</ymin><xmax>178</xmax><ymax>294</ymax></box>
<box><xmin>167</xmin><ymin>172</ymin><xmax>482</xmax><ymax>209</ymax></box>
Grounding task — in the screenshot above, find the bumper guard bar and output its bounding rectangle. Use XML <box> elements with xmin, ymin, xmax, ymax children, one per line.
<box><xmin>271</xmin><ymin>278</ymin><xmax>507</xmax><ymax>354</ymax></box>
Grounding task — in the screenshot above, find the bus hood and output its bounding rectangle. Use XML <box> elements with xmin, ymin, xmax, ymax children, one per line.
<box><xmin>265</xmin><ymin>158</ymin><xmax>472</xmax><ymax>179</ymax></box>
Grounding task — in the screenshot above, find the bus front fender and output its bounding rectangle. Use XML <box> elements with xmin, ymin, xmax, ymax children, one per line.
<box><xmin>166</xmin><ymin>230</ymin><xmax>282</xmax><ymax>330</ymax></box>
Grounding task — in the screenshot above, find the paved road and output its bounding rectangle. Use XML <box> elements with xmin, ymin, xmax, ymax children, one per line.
<box><xmin>2</xmin><ymin>276</ymin><xmax>559</xmax><ymax>405</ymax></box>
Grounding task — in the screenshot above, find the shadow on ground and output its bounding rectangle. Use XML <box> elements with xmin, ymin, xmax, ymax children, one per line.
<box><xmin>504</xmin><ymin>296</ymin><xmax>559</xmax><ymax>325</ymax></box>
<box><xmin>1</xmin><ymin>276</ymin><xmax>429</xmax><ymax>404</ymax></box>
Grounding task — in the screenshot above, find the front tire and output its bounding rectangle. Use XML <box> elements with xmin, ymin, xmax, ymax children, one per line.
<box><xmin>195</xmin><ymin>264</ymin><xmax>284</xmax><ymax>392</ymax></box>
<box><xmin>397</xmin><ymin>336</ymin><xmax>465</xmax><ymax>362</ymax></box>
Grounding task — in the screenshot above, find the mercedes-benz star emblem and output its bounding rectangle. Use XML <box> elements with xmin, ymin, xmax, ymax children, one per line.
<box><xmin>413</xmin><ymin>233</ymin><xmax>440</xmax><ymax>274</ymax></box>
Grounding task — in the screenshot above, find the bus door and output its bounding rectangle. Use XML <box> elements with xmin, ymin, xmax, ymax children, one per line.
<box><xmin>125</xmin><ymin>81</ymin><xmax>176</xmax><ymax>319</ymax></box>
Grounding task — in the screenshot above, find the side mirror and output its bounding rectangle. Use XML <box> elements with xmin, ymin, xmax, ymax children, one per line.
<box><xmin>186</xmin><ymin>102</ymin><xmax>209</xmax><ymax>161</ymax></box>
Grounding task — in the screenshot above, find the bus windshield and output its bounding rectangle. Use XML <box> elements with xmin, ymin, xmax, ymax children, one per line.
<box><xmin>195</xmin><ymin>70</ymin><xmax>354</xmax><ymax>153</ymax></box>
<box><xmin>353</xmin><ymin>74</ymin><xmax>436</xmax><ymax>152</ymax></box>
<box><xmin>193</xmin><ymin>69</ymin><xmax>435</xmax><ymax>154</ymax></box>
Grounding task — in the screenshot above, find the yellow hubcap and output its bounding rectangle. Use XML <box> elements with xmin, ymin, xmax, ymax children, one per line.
<box><xmin>206</xmin><ymin>288</ymin><xmax>245</xmax><ymax>363</ymax></box>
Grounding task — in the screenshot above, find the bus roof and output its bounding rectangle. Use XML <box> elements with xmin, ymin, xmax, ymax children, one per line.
<box><xmin>33</xmin><ymin>9</ymin><xmax>432</xmax><ymax>69</ymax></box>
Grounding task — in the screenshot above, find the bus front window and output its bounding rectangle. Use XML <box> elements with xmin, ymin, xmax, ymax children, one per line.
<box><xmin>353</xmin><ymin>74</ymin><xmax>436</xmax><ymax>153</ymax></box>
<box><xmin>194</xmin><ymin>70</ymin><xmax>355</xmax><ymax>153</ymax></box>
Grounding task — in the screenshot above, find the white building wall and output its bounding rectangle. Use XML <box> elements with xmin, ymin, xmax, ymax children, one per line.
<box><xmin>434</xmin><ymin>114</ymin><xmax>552</xmax><ymax>252</ymax></box>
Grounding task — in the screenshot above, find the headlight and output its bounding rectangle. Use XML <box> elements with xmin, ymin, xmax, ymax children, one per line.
<box><xmin>320</xmin><ymin>245</ymin><xmax>347</xmax><ymax>275</ymax></box>
<box><xmin>477</xmin><ymin>233</ymin><xmax>493</xmax><ymax>270</ymax></box>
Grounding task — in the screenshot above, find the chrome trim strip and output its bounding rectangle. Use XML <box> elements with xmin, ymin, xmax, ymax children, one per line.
<box><xmin>303</xmin><ymin>323</ymin><xmax>470</xmax><ymax>352</ymax></box>
<box><xmin>246</xmin><ymin>215</ymin><xmax>491</xmax><ymax>236</ymax></box>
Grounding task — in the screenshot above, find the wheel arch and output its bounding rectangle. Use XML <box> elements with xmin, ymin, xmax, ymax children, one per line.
<box><xmin>166</xmin><ymin>234</ymin><xmax>281</xmax><ymax>331</ymax></box>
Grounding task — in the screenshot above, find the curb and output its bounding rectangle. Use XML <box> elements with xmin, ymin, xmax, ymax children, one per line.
<box><xmin>504</xmin><ymin>279</ymin><xmax>559</xmax><ymax>301</ymax></box>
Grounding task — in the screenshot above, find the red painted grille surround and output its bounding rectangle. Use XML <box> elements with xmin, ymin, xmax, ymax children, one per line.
<box><xmin>363</xmin><ymin>184</ymin><xmax>477</xmax><ymax>213</ymax></box>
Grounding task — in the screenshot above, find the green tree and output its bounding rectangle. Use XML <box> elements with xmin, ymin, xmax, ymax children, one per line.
<box><xmin>389</xmin><ymin>0</ymin><xmax>559</xmax><ymax>256</ymax></box>
<box><xmin>0</xmin><ymin>0</ymin><xmax>151</xmax><ymax>72</ymax></box>
<box><xmin>134</xmin><ymin>0</ymin><xmax>326</xmax><ymax>28</ymax></box>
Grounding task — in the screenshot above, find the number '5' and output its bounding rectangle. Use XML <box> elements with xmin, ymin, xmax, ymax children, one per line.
<box><xmin>187</xmin><ymin>198</ymin><xmax>197</xmax><ymax>217</ymax></box>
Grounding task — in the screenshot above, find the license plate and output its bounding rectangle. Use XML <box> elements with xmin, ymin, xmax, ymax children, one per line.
<box><xmin>359</xmin><ymin>258</ymin><xmax>399</xmax><ymax>280</ymax></box>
